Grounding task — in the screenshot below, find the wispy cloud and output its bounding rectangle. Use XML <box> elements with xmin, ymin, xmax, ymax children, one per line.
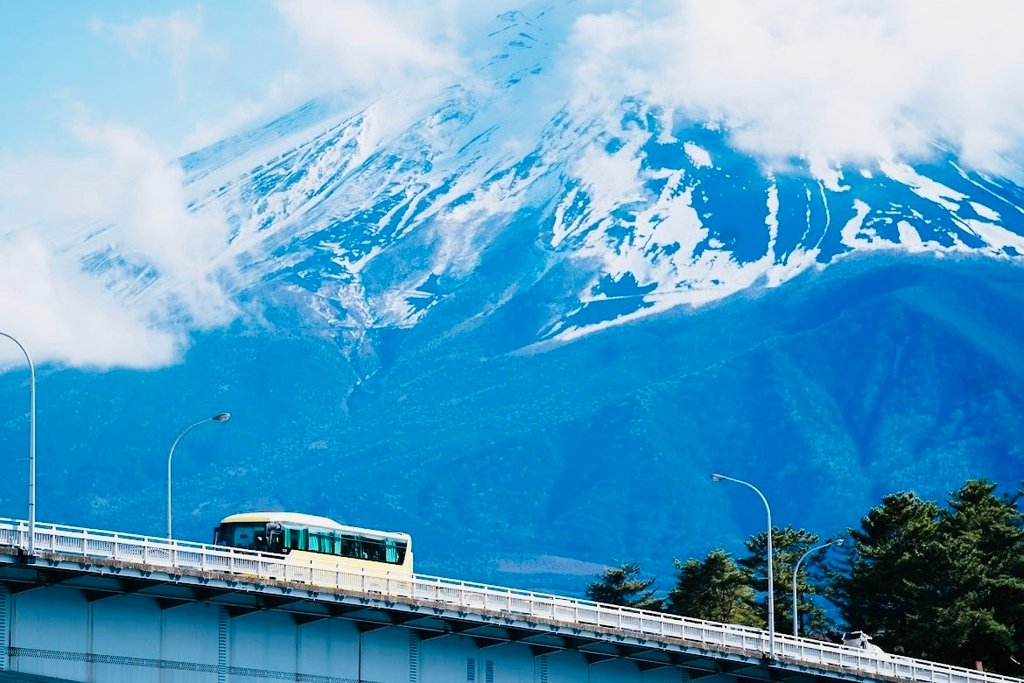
<box><xmin>562</xmin><ymin>0</ymin><xmax>1024</xmax><ymax>177</ymax></box>
<box><xmin>273</xmin><ymin>0</ymin><xmax>472</xmax><ymax>99</ymax></box>
<box><xmin>182</xmin><ymin>0</ymin><xmax>484</xmax><ymax>150</ymax></box>
<box><xmin>0</xmin><ymin>230</ymin><xmax>180</xmax><ymax>369</ymax></box>
<box><xmin>0</xmin><ymin>112</ymin><xmax>236</xmax><ymax>369</ymax></box>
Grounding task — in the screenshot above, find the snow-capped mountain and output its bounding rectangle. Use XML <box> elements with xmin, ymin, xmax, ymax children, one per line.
<box><xmin>6</xmin><ymin>6</ymin><xmax>1024</xmax><ymax>590</ymax></box>
<box><xmin>124</xmin><ymin>7</ymin><xmax>1021</xmax><ymax>362</ymax></box>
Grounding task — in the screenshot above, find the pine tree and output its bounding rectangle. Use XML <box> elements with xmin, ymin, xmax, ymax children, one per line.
<box><xmin>665</xmin><ymin>549</ymin><xmax>760</xmax><ymax>627</ymax></box>
<box><xmin>831</xmin><ymin>491</ymin><xmax>946</xmax><ymax>659</ymax></box>
<box><xmin>830</xmin><ymin>482</ymin><xmax>1024</xmax><ymax>673</ymax></box>
<box><xmin>584</xmin><ymin>562</ymin><xmax>663</xmax><ymax>611</ymax></box>
<box><xmin>737</xmin><ymin>526</ymin><xmax>834</xmax><ymax>636</ymax></box>
<box><xmin>932</xmin><ymin>480</ymin><xmax>1024</xmax><ymax>674</ymax></box>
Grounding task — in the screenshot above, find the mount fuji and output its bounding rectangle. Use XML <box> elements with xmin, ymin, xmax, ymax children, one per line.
<box><xmin>2</xmin><ymin>6</ymin><xmax>1023</xmax><ymax>591</ymax></box>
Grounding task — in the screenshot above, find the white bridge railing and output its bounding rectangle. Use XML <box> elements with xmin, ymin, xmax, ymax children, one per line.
<box><xmin>0</xmin><ymin>518</ymin><xmax>1019</xmax><ymax>683</ymax></box>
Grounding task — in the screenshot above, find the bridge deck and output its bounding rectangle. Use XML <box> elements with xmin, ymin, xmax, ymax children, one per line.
<box><xmin>0</xmin><ymin>519</ymin><xmax>1018</xmax><ymax>683</ymax></box>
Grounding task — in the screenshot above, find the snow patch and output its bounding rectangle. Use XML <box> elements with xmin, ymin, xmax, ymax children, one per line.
<box><xmin>683</xmin><ymin>142</ymin><xmax>712</xmax><ymax>169</ymax></box>
<box><xmin>765</xmin><ymin>180</ymin><xmax>779</xmax><ymax>253</ymax></box>
<box><xmin>896</xmin><ymin>221</ymin><xmax>926</xmax><ymax>252</ymax></box>
<box><xmin>840</xmin><ymin>200</ymin><xmax>872</xmax><ymax>248</ymax></box>
<box><xmin>969</xmin><ymin>201</ymin><xmax>1001</xmax><ymax>221</ymax></box>
<box><xmin>880</xmin><ymin>161</ymin><xmax>965</xmax><ymax>211</ymax></box>
<box><xmin>766</xmin><ymin>247</ymin><xmax>821</xmax><ymax>287</ymax></box>
<box><xmin>962</xmin><ymin>219</ymin><xmax>1024</xmax><ymax>254</ymax></box>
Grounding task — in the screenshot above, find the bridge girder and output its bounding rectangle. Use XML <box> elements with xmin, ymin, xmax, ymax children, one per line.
<box><xmin>0</xmin><ymin>549</ymin><xmax>893</xmax><ymax>683</ymax></box>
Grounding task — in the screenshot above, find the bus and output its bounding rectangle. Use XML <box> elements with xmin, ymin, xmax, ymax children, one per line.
<box><xmin>212</xmin><ymin>511</ymin><xmax>413</xmax><ymax>576</ymax></box>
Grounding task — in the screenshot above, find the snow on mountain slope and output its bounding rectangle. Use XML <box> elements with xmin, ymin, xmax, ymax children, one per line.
<box><xmin>74</xmin><ymin>6</ymin><xmax>1024</xmax><ymax>361</ymax></box>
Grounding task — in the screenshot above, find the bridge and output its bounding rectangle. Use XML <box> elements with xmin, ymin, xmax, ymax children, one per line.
<box><xmin>0</xmin><ymin>518</ymin><xmax>1017</xmax><ymax>683</ymax></box>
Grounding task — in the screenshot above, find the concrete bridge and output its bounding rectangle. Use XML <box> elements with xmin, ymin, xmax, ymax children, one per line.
<box><xmin>0</xmin><ymin>518</ymin><xmax>1017</xmax><ymax>683</ymax></box>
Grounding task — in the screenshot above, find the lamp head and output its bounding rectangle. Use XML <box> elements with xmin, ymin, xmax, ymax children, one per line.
<box><xmin>710</xmin><ymin>473</ymin><xmax>723</xmax><ymax>482</ymax></box>
<box><xmin>835</xmin><ymin>538</ymin><xmax>845</xmax><ymax>546</ymax></box>
<box><xmin>212</xmin><ymin>412</ymin><xmax>231</xmax><ymax>422</ymax></box>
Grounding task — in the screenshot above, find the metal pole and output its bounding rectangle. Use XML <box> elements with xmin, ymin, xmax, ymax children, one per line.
<box><xmin>792</xmin><ymin>538</ymin><xmax>843</xmax><ymax>637</ymax></box>
<box><xmin>711</xmin><ymin>473</ymin><xmax>775</xmax><ymax>659</ymax></box>
<box><xmin>167</xmin><ymin>413</ymin><xmax>230</xmax><ymax>539</ymax></box>
<box><xmin>1</xmin><ymin>332</ymin><xmax>35</xmax><ymax>556</ymax></box>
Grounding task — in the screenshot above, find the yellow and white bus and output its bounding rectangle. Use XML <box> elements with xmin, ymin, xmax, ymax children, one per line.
<box><xmin>213</xmin><ymin>512</ymin><xmax>413</xmax><ymax>575</ymax></box>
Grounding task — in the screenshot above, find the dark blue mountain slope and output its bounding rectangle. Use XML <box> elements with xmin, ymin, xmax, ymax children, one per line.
<box><xmin>2</xmin><ymin>255</ymin><xmax>1021</xmax><ymax>593</ymax></box>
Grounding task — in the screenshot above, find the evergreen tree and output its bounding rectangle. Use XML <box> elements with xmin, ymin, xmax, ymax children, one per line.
<box><xmin>831</xmin><ymin>491</ymin><xmax>947</xmax><ymax>659</ymax></box>
<box><xmin>665</xmin><ymin>549</ymin><xmax>760</xmax><ymax>627</ymax></box>
<box><xmin>932</xmin><ymin>480</ymin><xmax>1024</xmax><ymax>674</ymax></box>
<box><xmin>585</xmin><ymin>562</ymin><xmax>663</xmax><ymax>611</ymax></box>
<box><xmin>739</xmin><ymin>526</ymin><xmax>830</xmax><ymax>636</ymax></box>
<box><xmin>831</xmin><ymin>481</ymin><xmax>1024</xmax><ymax>674</ymax></box>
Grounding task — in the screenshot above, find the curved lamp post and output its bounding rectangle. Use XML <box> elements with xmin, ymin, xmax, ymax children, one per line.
<box><xmin>792</xmin><ymin>538</ymin><xmax>844</xmax><ymax>637</ymax></box>
<box><xmin>0</xmin><ymin>332</ymin><xmax>35</xmax><ymax>556</ymax></box>
<box><xmin>167</xmin><ymin>412</ymin><xmax>230</xmax><ymax>540</ymax></box>
<box><xmin>711</xmin><ymin>472</ymin><xmax>775</xmax><ymax>659</ymax></box>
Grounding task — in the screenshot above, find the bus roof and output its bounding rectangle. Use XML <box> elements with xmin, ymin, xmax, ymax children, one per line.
<box><xmin>217</xmin><ymin>511</ymin><xmax>411</xmax><ymax>542</ymax></box>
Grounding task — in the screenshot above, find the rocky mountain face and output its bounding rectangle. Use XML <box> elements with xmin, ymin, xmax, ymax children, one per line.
<box><xmin>2</xmin><ymin>6</ymin><xmax>1023</xmax><ymax>592</ymax></box>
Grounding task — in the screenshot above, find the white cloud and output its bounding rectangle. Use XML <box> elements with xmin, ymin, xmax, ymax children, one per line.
<box><xmin>69</xmin><ymin>119</ymin><xmax>234</xmax><ymax>309</ymax></box>
<box><xmin>0</xmin><ymin>114</ymin><xmax>237</xmax><ymax>369</ymax></box>
<box><xmin>183</xmin><ymin>0</ymin><xmax>496</xmax><ymax>151</ymax></box>
<box><xmin>562</xmin><ymin>0</ymin><xmax>1024</xmax><ymax>177</ymax></box>
<box><xmin>273</xmin><ymin>0</ymin><xmax>472</xmax><ymax>99</ymax></box>
<box><xmin>0</xmin><ymin>231</ymin><xmax>180</xmax><ymax>369</ymax></box>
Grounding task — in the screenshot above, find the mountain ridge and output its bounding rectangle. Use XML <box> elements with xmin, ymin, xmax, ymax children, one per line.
<box><xmin>2</xmin><ymin>5</ymin><xmax>1024</xmax><ymax>593</ymax></box>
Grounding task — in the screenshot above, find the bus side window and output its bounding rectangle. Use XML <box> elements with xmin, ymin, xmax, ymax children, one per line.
<box><xmin>284</xmin><ymin>526</ymin><xmax>306</xmax><ymax>552</ymax></box>
<box><xmin>340</xmin><ymin>535</ymin><xmax>358</xmax><ymax>559</ymax></box>
<box><xmin>385</xmin><ymin>539</ymin><xmax>398</xmax><ymax>564</ymax></box>
<box><xmin>332</xmin><ymin>532</ymin><xmax>342</xmax><ymax>556</ymax></box>
<box><xmin>310</xmin><ymin>530</ymin><xmax>334</xmax><ymax>554</ymax></box>
<box><xmin>363</xmin><ymin>538</ymin><xmax>383</xmax><ymax>562</ymax></box>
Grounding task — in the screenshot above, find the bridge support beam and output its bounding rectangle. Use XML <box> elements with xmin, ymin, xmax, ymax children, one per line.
<box><xmin>1</xmin><ymin>579</ymin><xmax>727</xmax><ymax>683</ymax></box>
<box><xmin>0</xmin><ymin>556</ymin><xmax>873</xmax><ymax>683</ymax></box>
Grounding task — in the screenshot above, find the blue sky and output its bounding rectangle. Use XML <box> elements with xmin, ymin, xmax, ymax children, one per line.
<box><xmin>0</xmin><ymin>0</ymin><xmax>504</xmax><ymax>158</ymax></box>
<box><xmin>4</xmin><ymin>1</ymin><xmax>1023</xmax><ymax>166</ymax></box>
<box><xmin>0</xmin><ymin>1</ymin><xmax>293</xmax><ymax>156</ymax></box>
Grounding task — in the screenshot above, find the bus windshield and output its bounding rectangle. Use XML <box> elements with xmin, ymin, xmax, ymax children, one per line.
<box><xmin>214</xmin><ymin>522</ymin><xmax>282</xmax><ymax>553</ymax></box>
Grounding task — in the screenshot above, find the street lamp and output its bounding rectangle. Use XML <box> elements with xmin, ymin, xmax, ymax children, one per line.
<box><xmin>711</xmin><ymin>472</ymin><xmax>776</xmax><ymax>659</ymax></box>
<box><xmin>1</xmin><ymin>332</ymin><xmax>36</xmax><ymax>556</ymax></box>
<box><xmin>167</xmin><ymin>412</ymin><xmax>230</xmax><ymax>540</ymax></box>
<box><xmin>792</xmin><ymin>538</ymin><xmax>844</xmax><ymax>638</ymax></box>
